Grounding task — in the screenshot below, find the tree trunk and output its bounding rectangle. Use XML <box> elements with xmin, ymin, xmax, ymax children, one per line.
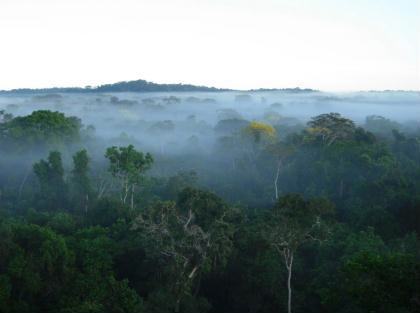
<box><xmin>174</xmin><ymin>265</ymin><xmax>199</xmax><ymax>312</ymax></box>
<box><xmin>85</xmin><ymin>194</ymin><xmax>89</xmax><ymax>214</ymax></box>
<box><xmin>131</xmin><ymin>184</ymin><xmax>135</xmax><ymax>209</ymax></box>
<box><xmin>287</xmin><ymin>252</ymin><xmax>293</xmax><ymax>313</ymax></box>
<box><xmin>97</xmin><ymin>177</ymin><xmax>108</xmax><ymax>199</ymax></box>
<box><xmin>274</xmin><ymin>159</ymin><xmax>282</xmax><ymax>200</ymax></box>
<box><xmin>193</xmin><ymin>272</ymin><xmax>202</xmax><ymax>297</ymax></box>
<box><xmin>18</xmin><ymin>167</ymin><xmax>31</xmax><ymax>201</ymax></box>
<box><xmin>283</xmin><ymin>248</ymin><xmax>294</xmax><ymax>313</ymax></box>
<box><xmin>122</xmin><ymin>181</ymin><xmax>129</xmax><ymax>204</ymax></box>
<box><xmin>188</xmin><ymin>265</ymin><xmax>198</xmax><ymax>279</ymax></box>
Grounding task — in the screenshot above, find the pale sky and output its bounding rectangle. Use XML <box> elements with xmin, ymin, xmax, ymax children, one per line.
<box><xmin>0</xmin><ymin>0</ymin><xmax>419</xmax><ymax>91</ymax></box>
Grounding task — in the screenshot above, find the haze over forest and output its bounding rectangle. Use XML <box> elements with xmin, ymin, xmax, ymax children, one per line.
<box><xmin>0</xmin><ymin>0</ymin><xmax>419</xmax><ymax>312</ymax></box>
<box><xmin>0</xmin><ymin>77</ymin><xmax>419</xmax><ymax>312</ymax></box>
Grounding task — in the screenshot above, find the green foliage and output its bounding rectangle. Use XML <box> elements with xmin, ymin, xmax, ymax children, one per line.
<box><xmin>164</xmin><ymin>171</ymin><xmax>198</xmax><ymax>200</ymax></box>
<box><xmin>33</xmin><ymin>151</ymin><xmax>67</xmax><ymax>211</ymax></box>
<box><xmin>267</xmin><ymin>194</ymin><xmax>335</xmax><ymax>251</ymax></box>
<box><xmin>306</xmin><ymin>113</ymin><xmax>356</xmax><ymax>146</ymax></box>
<box><xmin>105</xmin><ymin>145</ymin><xmax>153</xmax><ymax>207</ymax></box>
<box><xmin>106</xmin><ymin>145</ymin><xmax>153</xmax><ymax>182</ymax></box>
<box><xmin>365</xmin><ymin>115</ymin><xmax>401</xmax><ymax>138</ymax></box>
<box><xmin>0</xmin><ymin>221</ymin><xmax>70</xmax><ymax>313</ymax></box>
<box><xmin>343</xmin><ymin>252</ymin><xmax>419</xmax><ymax>313</ymax></box>
<box><xmin>0</xmin><ymin>110</ymin><xmax>81</xmax><ymax>152</ymax></box>
<box><xmin>70</xmin><ymin>149</ymin><xmax>92</xmax><ymax>213</ymax></box>
<box><xmin>0</xmin><ymin>111</ymin><xmax>419</xmax><ymax>313</ymax></box>
<box><xmin>214</xmin><ymin>118</ymin><xmax>248</xmax><ymax>135</ymax></box>
<box><xmin>133</xmin><ymin>189</ymin><xmax>235</xmax><ymax>311</ymax></box>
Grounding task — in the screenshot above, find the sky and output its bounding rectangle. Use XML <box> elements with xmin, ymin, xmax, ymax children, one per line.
<box><xmin>0</xmin><ymin>0</ymin><xmax>419</xmax><ymax>91</ymax></box>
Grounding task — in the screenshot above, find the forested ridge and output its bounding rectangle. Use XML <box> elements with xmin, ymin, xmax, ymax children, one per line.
<box><xmin>0</xmin><ymin>99</ymin><xmax>419</xmax><ymax>313</ymax></box>
<box><xmin>0</xmin><ymin>79</ymin><xmax>318</xmax><ymax>94</ymax></box>
<box><xmin>0</xmin><ymin>79</ymin><xmax>227</xmax><ymax>94</ymax></box>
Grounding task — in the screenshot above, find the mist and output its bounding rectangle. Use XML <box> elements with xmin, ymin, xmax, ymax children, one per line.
<box><xmin>0</xmin><ymin>89</ymin><xmax>418</xmax><ymax>206</ymax></box>
<box><xmin>2</xmin><ymin>90</ymin><xmax>419</xmax><ymax>148</ymax></box>
<box><xmin>1</xmin><ymin>0</ymin><xmax>419</xmax><ymax>310</ymax></box>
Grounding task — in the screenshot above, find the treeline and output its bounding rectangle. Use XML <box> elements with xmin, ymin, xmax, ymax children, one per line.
<box><xmin>0</xmin><ymin>79</ymin><xmax>228</xmax><ymax>94</ymax></box>
<box><xmin>0</xmin><ymin>79</ymin><xmax>320</xmax><ymax>94</ymax></box>
<box><xmin>0</xmin><ymin>110</ymin><xmax>419</xmax><ymax>313</ymax></box>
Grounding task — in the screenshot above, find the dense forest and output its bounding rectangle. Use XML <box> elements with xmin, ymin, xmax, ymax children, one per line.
<box><xmin>0</xmin><ymin>90</ymin><xmax>419</xmax><ymax>313</ymax></box>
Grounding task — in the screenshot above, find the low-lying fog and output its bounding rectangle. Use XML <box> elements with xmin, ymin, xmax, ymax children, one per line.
<box><xmin>1</xmin><ymin>91</ymin><xmax>419</xmax><ymax>153</ymax></box>
<box><xmin>1</xmin><ymin>90</ymin><xmax>419</xmax><ymax>205</ymax></box>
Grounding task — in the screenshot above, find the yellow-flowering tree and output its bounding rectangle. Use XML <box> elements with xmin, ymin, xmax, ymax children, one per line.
<box><xmin>243</xmin><ymin>121</ymin><xmax>276</xmax><ymax>144</ymax></box>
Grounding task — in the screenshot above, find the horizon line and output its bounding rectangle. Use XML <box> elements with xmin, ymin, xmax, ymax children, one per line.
<box><xmin>1</xmin><ymin>78</ymin><xmax>419</xmax><ymax>93</ymax></box>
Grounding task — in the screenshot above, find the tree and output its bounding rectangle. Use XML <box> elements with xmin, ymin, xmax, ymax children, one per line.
<box><xmin>263</xmin><ymin>111</ymin><xmax>283</xmax><ymax>125</ymax></box>
<box><xmin>164</xmin><ymin>170</ymin><xmax>198</xmax><ymax>200</ymax></box>
<box><xmin>71</xmin><ymin>149</ymin><xmax>92</xmax><ymax>214</ymax></box>
<box><xmin>148</xmin><ymin>120</ymin><xmax>175</xmax><ymax>134</ymax></box>
<box><xmin>63</xmin><ymin>227</ymin><xmax>145</xmax><ymax>313</ymax></box>
<box><xmin>105</xmin><ymin>145</ymin><xmax>153</xmax><ymax>209</ymax></box>
<box><xmin>306</xmin><ymin>113</ymin><xmax>355</xmax><ymax>146</ymax></box>
<box><xmin>264</xmin><ymin>194</ymin><xmax>334</xmax><ymax>313</ymax></box>
<box><xmin>0</xmin><ymin>110</ymin><xmax>82</xmax><ymax>152</ymax></box>
<box><xmin>243</xmin><ymin>121</ymin><xmax>276</xmax><ymax>145</ymax></box>
<box><xmin>0</xmin><ymin>110</ymin><xmax>13</xmax><ymax>124</ymax></box>
<box><xmin>364</xmin><ymin>115</ymin><xmax>400</xmax><ymax>137</ymax></box>
<box><xmin>133</xmin><ymin>189</ymin><xmax>235</xmax><ymax>312</ymax></box>
<box><xmin>33</xmin><ymin>151</ymin><xmax>67</xmax><ymax>211</ymax></box>
<box><xmin>265</xmin><ymin>142</ymin><xmax>295</xmax><ymax>200</ymax></box>
<box><xmin>241</xmin><ymin>121</ymin><xmax>277</xmax><ymax>172</ymax></box>
<box><xmin>342</xmin><ymin>252</ymin><xmax>419</xmax><ymax>313</ymax></box>
<box><xmin>162</xmin><ymin>96</ymin><xmax>181</xmax><ymax>105</ymax></box>
<box><xmin>214</xmin><ymin>118</ymin><xmax>249</xmax><ymax>135</ymax></box>
<box><xmin>0</xmin><ymin>222</ymin><xmax>71</xmax><ymax>313</ymax></box>
<box><xmin>216</xmin><ymin>108</ymin><xmax>243</xmax><ymax>121</ymax></box>
<box><xmin>0</xmin><ymin>111</ymin><xmax>82</xmax><ymax>203</ymax></box>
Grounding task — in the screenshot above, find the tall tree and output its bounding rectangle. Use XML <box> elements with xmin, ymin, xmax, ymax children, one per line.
<box><xmin>105</xmin><ymin>145</ymin><xmax>153</xmax><ymax>208</ymax></box>
<box><xmin>306</xmin><ymin>113</ymin><xmax>355</xmax><ymax>146</ymax></box>
<box><xmin>33</xmin><ymin>151</ymin><xmax>67</xmax><ymax>210</ymax></box>
<box><xmin>243</xmin><ymin>121</ymin><xmax>277</xmax><ymax>145</ymax></box>
<box><xmin>133</xmin><ymin>188</ymin><xmax>235</xmax><ymax>312</ymax></box>
<box><xmin>265</xmin><ymin>142</ymin><xmax>295</xmax><ymax>200</ymax></box>
<box><xmin>265</xmin><ymin>194</ymin><xmax>334</xmax><ymax>313</ymax></box>
<box><xmin>70</xmin><ymin>149</ymin><xmax>92</xmax><ymax>213</ymax></box>
<box><xmin>0</xmin><ymin>110</ymin><xmax>82</xmax><ymax>152</ymax></box>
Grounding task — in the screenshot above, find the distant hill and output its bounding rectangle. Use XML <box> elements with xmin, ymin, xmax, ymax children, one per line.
<box><xmin>95</xmin><ymin>80</ymin><xmax>231</xmax><ymax>92</ymax></box>
<box><xmin>0</xmin><ymin>79</ymin><xmax>317</xmax><ymax>94</ymax></box>
<box><xmin>0</xmin><ymin>79</ymin><xmax>229</xmax><ymax>94</ymax></box>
